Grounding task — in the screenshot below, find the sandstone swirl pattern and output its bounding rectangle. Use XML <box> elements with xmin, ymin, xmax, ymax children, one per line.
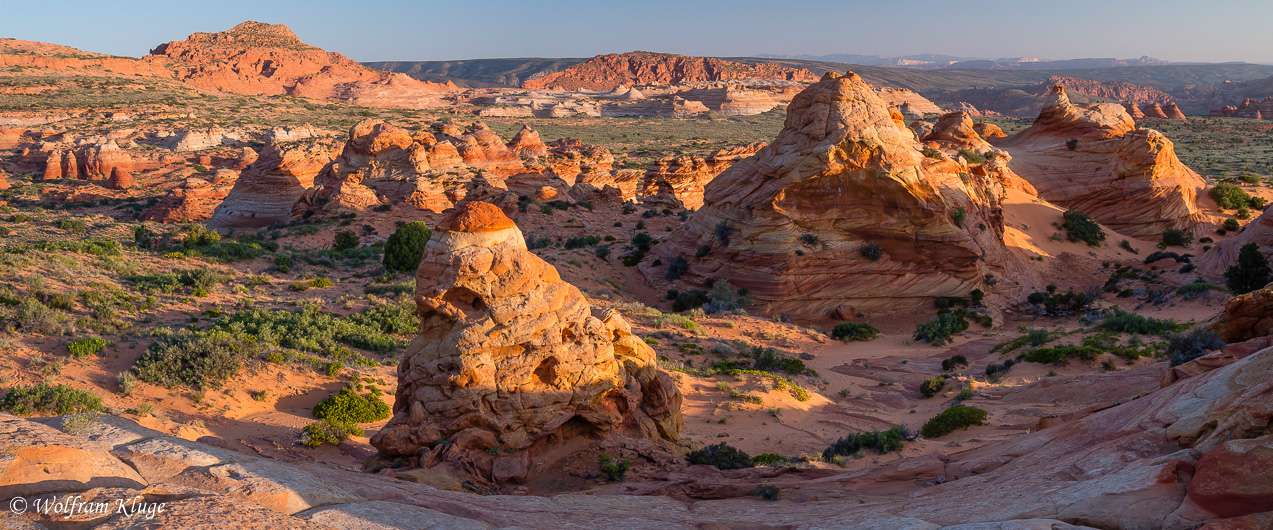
<box><xmin>645</xmin><ymin>71</ymin><xmax>1025</xmax><ymax>319</ymax></box>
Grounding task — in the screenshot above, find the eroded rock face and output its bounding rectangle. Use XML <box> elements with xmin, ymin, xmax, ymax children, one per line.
<box><xmin>1142</xmin><ymin>103</ymin><xmax>1169</xmax><ymax>118</ymax></box>
<box><xmin>105</xmin><ymin>166</ymin><xmax>133</xmax><ymax>190</ymax></box>
<box><xmin>146</xmin><ymin>21</ymin><xmax>457</xmax><ymax>108</ymax></box>
<box><xmin>1202</xmin><ymin>284</ymin><xmax>1273</xmax><ymax>342</ymax></box>
<box><xmin>505</xmin><ymin>125</ymin><xmax>547</xmax><ymax>158</ymax></box>
<box><xmin>638</xmin><ymin>143</ymin><xmax>765</xmax><ymax>209</ymax></box>
<box><xmin>1196</xmin><ymin>207</ymin><xmax>1273</xmax><ymax>284</ymax></box>
<box><xmin>371</xmin><ymin>202</ymin><xmax>682</xmax><ymax>480</ymax></box>
<box><xmin>208</xmin><ymin>140</ymin><xmax>338</xmax><ymax>229</ymax></box>
<box><xmin>644</xmin><ymin>71</ymin><xmax>1026</xmax><ymax>319</ymax></box>
<box><xmin>144</xmin><ymin>174</ymin><xmax>236</xmax><ymax>223</ymax></box>
<box><xmin>996</xmin><ymin>86</ymin><xmax>1206</xmax><ymax>238</ymax></box>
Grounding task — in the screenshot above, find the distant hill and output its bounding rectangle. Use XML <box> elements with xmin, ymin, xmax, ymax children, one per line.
<box><xmin>754</xmin><ymin>53</ymin><xmax>1169</xmax><ymax>70</ymax></box>
<box><xmin>364</xmin><ymin>58</ymin><xmax>588</xmax><ymax>88</ymax></box>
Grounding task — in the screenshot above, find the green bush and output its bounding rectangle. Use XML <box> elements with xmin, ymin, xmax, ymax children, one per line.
<box><xmin>58</xmin><ymin>219</ymin><xmax>88</xmax><ymax>234</ymax></box>
<box><xmin>67</xmin><ymin>337</ymin><xmax>110</xmax><ymax>358</ymax></box>
<box><xmin>751</xmin><ymin>453</ymin><xmax>789</xmax><ymax>466</ymax></box>
<box><xmin>333</xmin><ymin>230</ymin><xmax>360</xmax><ymax>251</ymax></box>
<box><xmin>131</xmin><ymin>329</ymin><xmax>263</xmax><ymax>389</ymax></box>
<box><xmin>1209</xmin><ymin>183</ymin><xmax>1263</xmax><ymax>210</ymax></box>
<box><xmin>752</xmin><ymin>485</ymin><xmax>780</xmax><ymax>501</ymax></box>
<box><xmin>686</xmin><ymin>442</ymin><xmax>754</xmax><ymax>470</ymax></box>
<box><xmin>212</xmin><ymin>302</ymin><xmax>412</xmax><ymax>355</ymax></box>
<box><xmin>383</xmin><ymin>222</ymin><xmax>433</xmax><ymax>272</ymax></box>
<box><xmin>0</xmin><ymin>383</ymin><xmax>105</xmax><ymax>416</ymax></box>
<box><xmin>312</xmin><ymin>384</ymin><xmax>390</xmax><ymax>424</ymax></box>
<box><xmin>1176</xmin><ymin>280</ymin><xmax>1229</xmax><ymax>300</ymax></box>
<box><xmin>920</xmin><ymin>375</ymin><xmax>948</xmax><ymax>398</ymax></box>
<box><xmin>1167</xmin><ymin>329</ymin><xmax>1225</xmax><ymax>366</ymax></box>
<box><xmin>957</xmin><ymin>148</ymin><xmax>985</xmax><ymax>164</ymax></box>
<box><xmin>831</xmin><ymin>322</ymin><xmax>880</xmax><ymax>342</ymax></box>
<box><xmin>913</xmin><ymin>312</ymin><xmax>969</xmax><ymax>346</ymax></box>
<box><xmin>860</xmin><ymin>242</ymin><xmax>883</xmax><ymax>261</ymax></box>
<box><xmin>598</xmin><ymin>453</ymin><xmax>631</xmax><ymax>481</ymax></box>
<box><xmin>921</xmin><ymin>146</ymin><xmax>942</xmax><ymax>159</ymax></box>
<box><xmin>1061</xmin><ymin>210</ymin><xmax>1105</xmax><ymax>247</ymax></box>
<box><xmin>920</xmin><ymin>405</ymin><xmax>987</xmax><ymax>438</ymax></box>
<box><xmin>1225</xmin><ymin>243</ymin><xmax>1272</xmax><ymax>294</ymax></box>
<box><xmin>1099</xmin><ymin>309</ymin><xmax>1182</xmax><ymax>335</ymax></box>
<box><xmin>300</xmin><ymin>418</ymin><xmax>363</xmax><ymax>447</ymax></box>
<box><xmin>1223</xmin><ymin>218</ymin><xmax>1241</xmax><ymax>231</ymax></box>
<box><xmin>1161</xmin><ymin>228</ymin><xmax>1193</xmax><ymax>247</ymax></box>
<box><xmin>1237</xmin><ymin>207</ymin><xmax>1252</xmax><ymax>220</ymax></box>
<box><xmin>822</xmin><ymin>426</ymin><xmax>906</xmax><ymax>460</ymax></box>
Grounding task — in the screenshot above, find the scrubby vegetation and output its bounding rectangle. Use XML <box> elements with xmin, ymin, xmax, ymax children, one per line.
<box><xmin>920</xmin><ymin>375</ymin><xmax>949</xmax><ymax>398</ymax></box>
<box><xmin>0</xmin><ymin>383</ymin><xmax>105</xmax><ymax>416</ymax></box>
<box><xmin>383</xmin><ymin>221</ymin><xmax>432</xmax><ymax>272</ymax></box>
<box><xmin>920</xmin><ymin>405</ymin><xmax>987</xmax><ymax>438</ymax></box>
<box><xmin>822</xmin><ymin>426</ymin><xmax>906</xmax><ymax>460</ymax></box>
<box><xmin>300</xmin><ymin>418</ymin><xmax>363</xmax><ymax>447</ymax></box>
<box><xmin>1225</xmin><ymin>243</ymin><xmax>1272</xmax><ymax>294</ymax></box>
<box><xmin>312</xmin><ymin>382</ymin><xmax>390</xmax><ymax>424</ymax></box>
<box><xmin>830</xmin><ymin>322</ymin><xmax>880</xmax><ymax>342</ymax></box>
<box><xmin>1209</xmin><ymin>183</ymin><xmax>1265</xmax><ymax>210</ymax></box>
<box><xmin>913</xmin><ymin>312</ymin><xmax>969</xmax><ymax>346</ymax></box>
<box><xmin>686</xmin><ymin>442</ymin><xmax>754</xmax><ymax>470</ymax></box>
<box><xmin>598</xmin><ymin>453</ymin><xmax>631</xmax><ymax>481</ymax></box>
<box><xmin>1166</xmin><ymin>329</ymin><xmax>1225</xmax><ymax>366</ymax></box>
<box><xmin>131</xmin><ymin>329</ymin><xmax>263</xmax><ymax>390</ymax></box>
<box><xmin>1061</xmin><ymin>210</ymin><xmax>1105</xmax><ymax>247</ymax></box>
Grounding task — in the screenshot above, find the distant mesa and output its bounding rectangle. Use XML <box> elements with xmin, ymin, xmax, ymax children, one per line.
<box><xmin>146</xmin><ymin>21</ymin><xmax>458</xmax><ymax>108</ymax></box>
<box><xmin>520</xmin><ymin>51</ymin><xmax>818</xmax><ymax>91</ymax></box>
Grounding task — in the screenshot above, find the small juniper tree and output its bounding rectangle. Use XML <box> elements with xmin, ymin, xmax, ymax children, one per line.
<box><xmin>1224</xmin><ymin>243</ymin><xmax>1272</xmax><ymax>294</ymax></box>
<box><xmin>383</xmin><ymin>222</ymin><xmax>433</xmax><ymax>272</ymax></box>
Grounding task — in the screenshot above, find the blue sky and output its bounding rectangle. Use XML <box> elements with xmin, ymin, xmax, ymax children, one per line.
<box><xmin>1</xmin><ymin>0</ymin><xmax>1269</xmax><ymax>63</ymax></box>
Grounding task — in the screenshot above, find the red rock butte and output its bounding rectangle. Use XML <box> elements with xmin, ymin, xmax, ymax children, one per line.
<box><xmin>439</xmin><ymin>201</ymin><xmax>516</xmax><ymax>233</ymax></box>
<box><xmin>521</xmin><ymin>51</ymin><xmax>818</xmax><ymax>91</ymax></box>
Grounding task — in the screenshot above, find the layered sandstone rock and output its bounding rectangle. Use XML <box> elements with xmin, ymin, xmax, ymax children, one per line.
<box><xmin>638</xmin><ymin>143</ymin><xmax>765</xmax><ymax>209</ymax></box>
<box><xmin>522</xmin><ymin>52</ymin><xmax>816</xmax><ymax>91</ymax></box>
<box><xmin>1124</xmin><ymin>101</ymin><xmax>1147</xmax><ymax>118</ymax></box>
<box><xmin>505</xmin><ymin>124</ymin><xmax>548</xmax><ymax>158</ymax></box>
<box><xmin>672</xmin><ymin>85</ymin><xmax>779</xmax><ymax>115</ymax></box>
<box><xmin>996</xmin><ymin>86</ymin><xmax>1206</xmax><ymax>238</ymax></box>
<box><xmin>1163</xmin><ymin>102</ymin><xmax>1187</xmax><ymax>120</ymax></box>
<box><xmin>944</xmin><ymin>101</ymin><xmax>982</xmax><ymax>116</ymax></box>
<box><xmin>106</xmin><ymin>167</ymin><xmax>133</xmax><ymax>190</ymax></box>
<box><xmin>972</xmin><ymin>122</ymin><xmax>1006</xmax><ymax>139</ymax></box>
<box><xmin>923</xmin><ymin>113</ymin><xmax>1037</xmax><ymax>196</ymax></box>
<box><xmin>146</xmin><ymin>21</ymin><xmax>457</xmax><ymax>108</ymax></box>
<box><xmin>874</xmin><ymin>87</ymin><xmax>942</xmax><ymax>114</ymax></box>
<box><xmin>922</xmin><ymin>112</ymin><xmax>991</xmax><ymax>152</ymax></box>
<box><xmin>1142</xmin><ymin>103</ymin><xmax>1169</xmax><ymax>118</ymax></box>
<box><xmin>144</xmin><ymin>174</ymin><xmax>236</xmax><ymax>223</ymax></box>
<box><xmin>1204</xmin><ymin>284</ymin><xmax>1273</xmax><ymax>343</ymax></box>
<box><xmin>208</xmin><ymin>140</ymin><xmax>338</xmax><ymax>229</ymax></box>
<box><xmin>41</xmin><ymin>142</ymin><xmax>133</xmax><ymax>181</ymax></box>
<box><xmin>1034</xmin><ymin>76</ymin><xmax>1174</xmax><ymax>106</ymax></box>
<box><xmin>371</xmin><ymin>202</ymin><xmax>682</xmax><ymax>481</ymax></box>
<box><xmin>1195</xmin><ymin>205</ymin><xmax>1273</xmax><ymax>283</ymax></box>
<box><xmin>644</xmin><ymin>72</ymin><xmax>1025</xmax><ymax>319</ymax></box>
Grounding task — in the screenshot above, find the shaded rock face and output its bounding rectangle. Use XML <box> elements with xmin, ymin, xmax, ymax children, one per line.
<box><xmin>505</xmin><ymin>124</ymin><xmax>547</xmax><ymax>158</ymax></box>
<box><xmin>371</xmin><ymin>202</ymin><xmax>683</xmax><ymax>480</ymax></box>
<box><xmin>1033</xmin><ymin>75</ymin><xmax>1175</xmax><ymax>106</ymax></box>
<box><xmin>521</xmin><ymin>51</ymin><xmax>816</xmax><ymax>91</ymax></box>
<box><xmin>1142</xmin><ymin>103</ymin><xmax>1169</xmax><ymax>118</ymax></box>
<box><xmin>638</xmin><ymin>142</ymin><xmax>765</xmax><ymax>209</ymax></box>
<box><xmin>144</xmin><ymin>174</ymin><xmax>237</xmax><ymax>223</ymax></box>
<box><xmin>1203</xmin><ymin>284</ymin><xmax>1273</xmax><ymax>343</ymax></box>
<box><xmin>874</xmin><ymin>87</ymin><xmax>942</xmax><ymax>115</ymax></box>
<box><xmin>923</xmin><ymin>112</ymin><xmax>1037</xmax><ymax>196</ymax></box>
<box><xmin>1163</xmin><ymin>102</ymin><xmax>1187</xmax><ymax>120</ymax></box>
<box><xmin>105</xmin><ymin>167</ymin><xmax>133</xmax><ymax>189</ymax></box>
<box><xmin>207</xmin><ymin>140</ymin><xmax>338</xmax><ymax>230</ymax></box>
<box><xmin>1125</xmin><ymin>101</ymin><xmax>1147</xmax><ymax>118</ymax></box>
<box><xmin>41</xmin><ymin>141</ymin><xmax>134</xmax><ymax>181</ymax></box>
<box><xmin>1196</xmin><ymin>206</ymin><xmax>1273</xmax><ymax>283</ymax></box>
<box><xmin>996</xmin><ymin>86</ymin><xmax>1206</xmax><ymax>238</ymax></box>
<box><xmin>145</xmin><ymin>21</ymin><xmax>456</xmax><ymax>108</ymax></box>
<box><xmin>645</xmin><ymin>72</ymin><xmax>1025</xmax><ymax>319</ymax></box>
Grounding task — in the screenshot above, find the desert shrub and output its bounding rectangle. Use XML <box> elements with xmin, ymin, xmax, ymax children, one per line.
<box><xmin>1161</xmin><ymin>228</ymin><xmax>1193</xmax><ymax>247</ymax></box>
<box><xmin>940</xmin><ymin>354</ymin><xmax>968</xmax><ymax>372</ymax></box>
<box><xmin>383</xmin><ymin>221</ymin><xmax>433</xmax><ymax>272</ymax></box>
<box><xmin>702</xmin><ymin>279</ymin><xmax>749</xmax><ymax>313</ymax></box>
<box><xmin>594</xmin><ymin>244</ymin><xmax>611</xmax><ymax>259</ymax></box>
<box><xmin>213</xmin><ymin>302</ymin><xmax>412</xmax><ymax>356</ymax></box>
<box><xmin>1176</xmin><ymin>280</ymin><xmax>1229</xmax><ymax>300</ymax></box>
<box><xmin>1239</xmin><ymin>174</ymin><xmax>1261</xmax><ymax>184</ymax></box>
<box><xmin>333</xmin><ymin>230</ymin><xmax>360</xmax><ymax>251</ymax></box>
<box><xmin>10</xmin><ymin>298</ymin><xmax>60</xmax><ymax>334</ymax></box>
<box><xmin>1061</xmin><ymin>210</ymin><xmax>1105</xmax><ymax>247</ymax></box>
<box><xmin>672</xmin><ymin>289</ymin><xmax>711</xmax><ymax>312</ymax></box>
<box><xmin>564</xmin><ymin>235</ymin><xmax>602</xmax><ymax>249</ymax></box>
<box><xmin>1238</xmin><ymin>207</ymin><xmax>1252</xmax><ymax>220</ymax></box>
<box><xmin>860</xmin><ymin>242</ymin><xmax>883</xmax><ymax>261</ymax></box>
<box><xmin>131</xmin><ymin>329</ymin><xmax>262</xmax><ymax>389</ymax></box>
<box><xmin>1025</xmin><ymin>289</ymin><xmax>1093</xmax><ymax>316</ymax></box>
<box><xmin>665</xmin><ymin>255</ymin><xmax>689</xmax><ymax>280</ymax></box>
<box><xmin>0</xmin><ymin>382</ymin><xmax>104</xmax><ymax>416</ymax></box>
<box><xmin>66</xmin><ymin>337</ymin><xmax>110</xmax><ymax>358</ymax></box>
<box><xmin>1209</xmin><ymin>183</ymin><xmax>1262</xmax><ymax>210</ymax></box>
<box><xmin>752</xmin><ymin>485</ymin><xmax>780</xmax><ymax>501</ymax></box>
<box><xmin>1065</xmin><ymin>139</ymin><xmax>1079</xmax><ymax>150</ymax></box>
<box><xmin>800</xmin><ymin>233</ymin><xmax>819</xmax><ymax>247</ymax></box>
<box><xmin>1223</xmin><ymin>218</ymin><xmax>1241</xmax><ymax>231</ymax></box>
<box><xmin>913</xmin><ymin>312</ymin><xmax>969</xmax><ymax>346</ymax></box>
<box><xmin>58</xmin><ymin>219</ymin><xmax>88</xmax><ymax>234</ymax></box>
<box><xmin>1120</xmin><ymin>239</ymin><xmax>1138</xmax><ymax>254</ymax></box>
<box><xmin>714</xmin><ymin>221</ymin><xmax>731</xmax><ymax>247</ymax></box>
<box><xmin>920</xmin><ymin>406</ymin><xmax>987</xmax><ymax>438</ymax></box>
<box><xmin>1144</xmin><ymin>251</ymin><xmax>1183</xmax><ymax>264</ymax></box>
<box><xmin>181</xmin><ymin>224</ymin><xmax>221</xmax><ymax>247</ymax></box>
<box><xmin>824</xmin><ymin>425</ymin><xmax>906</xmax><ymax>458</ymax></box>
<box><xmin>920</xmin><ymin>375</ymin><xmax>948</xmax><ymax>398</ymax></box>
<box><xmin>1166</xmin><ymin>329</ymin><xmax>1225</xmax><ymax>366</ymax></box>
<box><xmin>686</xmin><ymin>442</ymin><xmax>754</xmax><ymax>470</ymax></box>
<box><xmin>831</xmin><ymin>322</ymin><xmax>880</xmax><ymax>342</ymax></box>
<box><xmin>951</xmin><ymin>206</ymin><xmax>966</xmax><ymax>228</ymax></box>
<box><xmin>1225</xmin><ymin>243</ymin><xmax>1272</xmax><ymax>294</ymax></box>
<box><xmin>598</xmin><ymin>453</ymin><xmax>631</xmax><ymax>481</ymax></box>
<box><xmin>1099</xmin><ymin>309</ymin><xmax>1182</xmax><ymax>336</ymax></box>
<box><xmin>957</xmin><ymin>148</ymin><xmax>985</xmax><ymax>164</ymax></box>
<box><xmin>746</xmin><ymin>346</ymin><xmax>814</xmax><ymax>376</ymax></box>
<box><xmin>312</xmin><ymin>384</ymin><xmax>390</xmax><ymax>424</ymax></box>
<box><xmin>921</xmin><ymin>146</ymin><xmax>942</xmax><ymax>159</ymax></box>
<box><xmin>300</xmin><ymin>418</ymin><xmax>363</xmax><ymax>447</ymax></box>
<box><xmin>751</xmin><ymin>453</ymin><xmax>789</xmax><ymax>466</ymax></box>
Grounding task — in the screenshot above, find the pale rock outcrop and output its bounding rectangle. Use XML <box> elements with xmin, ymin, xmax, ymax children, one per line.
<box><xmin>874</xmin><ymin>87</ymin><xmax>942</xmax><ymax>114</ymax></box>
<box><xmin>371</xmin><ymin>202</ymin><xmax>683</xmax><ymax>482</ymax></box>
<box><xmin>638</xmin><ymin>142</ymin><xmax>765</xmax><ymax>209</ymax></box>
<box><xmin>233</xmin><ymin>146</ymin><xmax>259</xmax><ymax>170</ymax></box>
<box><xmin>571</xmin><ymin>169</ymin><xmax>642</xmax><ymax>203</ymax></box>
<box><xmin>644</xmin><ymin>71</ymin><xmax>1026</xmax><ymax>319</ymax></box>
<box><xmin>208</xmin><ymin>140</ymin><xmax>338</xmax><ymax>229</ymax></box>
<box><xmin>995</xmin><ymin>86</ymin><xmax>1206</xmax><ymax>238</ymax></box>
<box><xmin>945</xmin><ymin>101</ymin><xmax>982</xmax><ymax>116</ymax></box>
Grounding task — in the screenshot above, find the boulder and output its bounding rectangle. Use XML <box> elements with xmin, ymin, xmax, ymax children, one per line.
<box><xmin>208</xmin><ymin>139</ymin><xmax>337</xmax><ymax>229</ymax></box>
<box><xmin>506</xmin><ymin>124</ymin><xmax>548</xmax><ymax>158</ymax></box>
<box><xmin>106</xmin><ymin>166</ymin><xmax>133</xmax><ymax>189</ymax></box>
